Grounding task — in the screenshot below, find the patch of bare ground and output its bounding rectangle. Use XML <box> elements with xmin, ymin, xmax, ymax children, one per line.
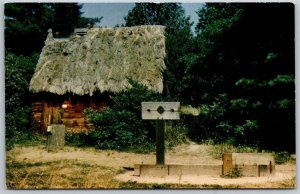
<box><xmin>6</xmin><ymin>142</ymin><xmax>296</xmax><ymax>189</ymax></box>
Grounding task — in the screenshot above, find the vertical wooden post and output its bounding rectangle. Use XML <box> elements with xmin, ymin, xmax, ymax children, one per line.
<box><xmin>222</xmin><ymin>153</ymin><xmax>233</xmax><ymax>176</ymax></box>
<box><xmin>47</xmin><ymin>124</ymin><xmax>65</xmax><ymax>151</ymax></box>
<box><xmin>141</xmin><ymin>102</ymin><xmax>180</xmax><ymax>166</ymax></box>
<box><xmin>47</xmin><ymin>115</ymin><xmax>52</xmax><ymax>152</ymax></box>
<box><xmin>156</xmin><ymin>119</ymin><xmax>165</xmax><ymax>165</ymax></box>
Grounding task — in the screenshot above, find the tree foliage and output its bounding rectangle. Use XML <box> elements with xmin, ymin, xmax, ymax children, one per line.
<box><xmin>77</xmin><ymin>16</ymin><xmax>103</xmax><ymax>28</ymax></box>
<box><xmin>5</xmin><ymin>52</ymin><xmax>38</xmax><ymax>112</ymax></box>
<box><xmin>52</xmin><ymin>3</ymin><xmax>103</xmax><ymax>37</ymax></box>
<box><xmin>52</xmin><ymin>3</ymin><xmax>81</xmax><ymax>38</ymax></box>
<box><xmin>5</xmin><ymin>3</ymin><xmax>54</xmax><ymax>54</ymax></box>
<box><xmin>187</xmin><ymin>3</ymin><xmax>295</xmax><ymax>151</ymax></box>
<box><xmin>5</xmin><ymin>52</ymin><xmax>39</xmax><ymax>149</ymax></box>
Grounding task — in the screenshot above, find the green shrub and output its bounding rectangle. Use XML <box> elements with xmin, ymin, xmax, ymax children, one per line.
<box><xmin>80</xmin><ymin>78</ymin><xmax>166</xmax><ymax>151</ymax></box>
<box><xmin>84</xmin><ymin>108</ymin><xmax>148</xmax><ymax>150</ymax></box>
<box><xmin>5</xmin><ymin>52</ymin><xmax>38</xmax><ymax>150</ymax></box>
<box><xmin>165</xmin><ymin>121</ymin><xmax>188</xmax><ymax>148</ymax></box>
<box><xmin>275</xmin><ymin>151</ymin><xmax>290</xmax><ymax>164</ymax></box>
<box><xmin>112</xmin><ymin>78</ymin><xmax>161</xmax><ymax>113</ymax></box>
<box><xmin>65</xmin><ymin>132</ymin><xmax>89</xmax><ymax>147</ymax></box>
<box><xmin>5</xmin><ymin>106</ymin><xmax>36</xmax><ymax>150</ymax></box>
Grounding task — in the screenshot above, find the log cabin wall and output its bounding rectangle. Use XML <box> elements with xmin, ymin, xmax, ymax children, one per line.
<box><xmin>32</xmin><ymin>93</ymin><xmax>110</xmax><ymax>134</ymax></box>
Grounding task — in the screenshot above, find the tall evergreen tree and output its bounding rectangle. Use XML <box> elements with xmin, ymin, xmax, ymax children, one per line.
<box><xmin>52</xmin><ymin>3</ymin><xmax>80</xmax><ymax>38</ymax></box>
<box><xmin>5</xmin><ymin>3</ymin><xmax>54</xmax><ymax>55</ymax></box>
<box><xmin>190</xmin><ymin>3</ymin><xmax>295</xmax><ymax>151</ymax></box>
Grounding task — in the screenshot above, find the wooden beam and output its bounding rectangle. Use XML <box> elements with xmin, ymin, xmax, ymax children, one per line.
<box><xmin>156</xmin><ymin>120</ymin><xmax>165</xmax><ymax>165</ymax></box>
<box><xmin>141</xmin><ymin>102</ymin><xmax>180</xmax><ymax>120</ymax></box>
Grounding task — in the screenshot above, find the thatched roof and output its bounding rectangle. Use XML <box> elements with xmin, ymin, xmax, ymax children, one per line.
<box><xmin>29</xmin><ymin>26</ymin><xmax>166</xmax><ymax>96</ymax></box>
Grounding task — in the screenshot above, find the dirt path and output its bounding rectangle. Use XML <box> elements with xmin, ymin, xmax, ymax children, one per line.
<box><xmin>6</xmin><ymin>142</ymin><xmax>296</xmax><ymax>189</ymax></box>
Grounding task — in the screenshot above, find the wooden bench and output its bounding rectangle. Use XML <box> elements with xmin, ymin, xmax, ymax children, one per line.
<box><xmin>222</xmin><ymin>153</ymin><xmax>275</xmax><ymax>177</ymax></box>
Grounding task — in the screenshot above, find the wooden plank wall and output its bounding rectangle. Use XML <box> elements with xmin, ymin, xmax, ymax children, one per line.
<box><xmin>32</xmin><ymin>95</ymin><xmax>108</xmax><ymax>134</ymax></box>
<box><xmin>32</xmin><ymin>102</ymin><xmax>44</xmax><ymax>133</ymax></box>
<box><xmin>61</xmin><ymin>101</ymin><xmax>90</xmax><ymax>133</ymax></box>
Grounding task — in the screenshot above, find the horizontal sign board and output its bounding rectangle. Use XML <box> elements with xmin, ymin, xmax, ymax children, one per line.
<box><xmin>141</xmin><ymin>102</ymin><xmax>180</xmax><ymax>120</ymax></box>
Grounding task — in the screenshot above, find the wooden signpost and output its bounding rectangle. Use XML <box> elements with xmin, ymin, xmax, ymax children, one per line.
<box><xmin>141</xmin><ymin>102</ymin><xmax>180</xmax><ymax>165</ymax></box>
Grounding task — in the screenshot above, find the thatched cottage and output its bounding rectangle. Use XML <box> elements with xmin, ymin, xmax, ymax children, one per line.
<box><xmin>29</xmin><ymin>26</ymin><xmax>166</xmax><ymax>133</ymax></box>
